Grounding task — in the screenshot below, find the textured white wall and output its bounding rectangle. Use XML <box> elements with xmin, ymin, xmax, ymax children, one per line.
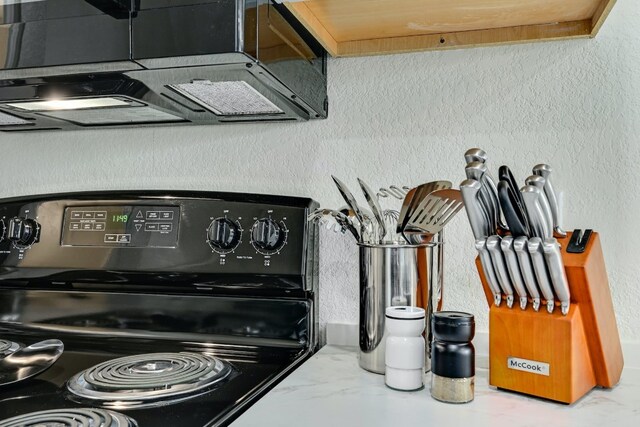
<box><xmin>0</xmin><ymin>1</ymin><xmax>638</xmax><ymax>343</ymax></box>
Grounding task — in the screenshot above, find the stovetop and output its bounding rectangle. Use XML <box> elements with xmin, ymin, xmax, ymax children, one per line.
<box><xmin>0</xmin><ymin>334</ymin><xmax>306</xmax><ymax>426</ymax></box>
<box><xmin>0</xmin><ymin>191</ymin><xmax>319</xmax><ymax>427</ymax></box>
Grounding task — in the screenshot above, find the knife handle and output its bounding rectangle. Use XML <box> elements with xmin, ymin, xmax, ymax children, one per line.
<box><xmin>527</xmin><ymin>237</ymin><xmax>555</xmax><ymax>313</ymax></box>
<box><xmin>513</xmin><ymin>236</ymin><xmax>541</xmax><ymax>311</ymax></box>
<box><xmin>461</xmin><ymin>179</ymin><xmax>489</xmax><ymax>239</ymax></box>
<box><xmin>525</xmin><ymin>175</ymin><xmax>553</xmax><ymax>239</ymax></box>
<box><xmin>543</xmin><ymin>238</ymin><xmax>571</xmax><ymax>315</ymax></box>
<box><xmin>521</xmin><ymin>185</ymin><xmax>551</xmax><ymax>239</ymax></box>
<box><xmin>533</xmin><ymin>164</ymin><xmax>567</xmax><ymax>238</ymax></box>
<box><xmin>475</xmin><ymin>238</ymin><xmax>502</xmax><ymax>306</ymax></box>
<box><xmin>465</xmin><ymin>162</ymin><xmax>498</xmax><ymax>233</ymax></box>
<box><xmin>487</xmin><ymin>235</ymin><xmax>515</xmax><ymax>308</ymax></box>
<box><xmin>500</xmin><ymin>236</ymin><xmax>529</xmax><ymax>310</ymax></box>
<box><xmin>463</xmin><ymin>149</ymin><xmax>508</xmax><ymax>231</ymax></box>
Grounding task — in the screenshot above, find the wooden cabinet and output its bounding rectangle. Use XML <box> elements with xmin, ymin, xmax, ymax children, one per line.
<box><xmin>282</xmin><ymin>0</ymin><xmax>616</xmax><ymax>57</ymax></box>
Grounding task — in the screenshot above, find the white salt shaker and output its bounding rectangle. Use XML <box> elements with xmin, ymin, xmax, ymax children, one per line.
<box><xmin>384</xmin><ymin>306</ymin><xmax>425</xmax><ymax>391</ymax></box>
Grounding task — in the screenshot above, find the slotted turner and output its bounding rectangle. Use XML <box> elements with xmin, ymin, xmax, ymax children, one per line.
<box><xmin>402</xmin><ymin>189</ymin><xmax>464</xmax><ymax>244</ymax></box>
<box><xmin>396</xmin><ymin>180</ymin><xmax>452</xmax><ymax>234</ymax></box>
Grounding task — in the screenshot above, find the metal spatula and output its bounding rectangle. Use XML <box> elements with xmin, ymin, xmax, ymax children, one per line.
<box><xmin>396</xmin><ymin>181</ymin><xmax>452</xmax><ymax>234</ymax></box>
<box><xmin>402</xmin><ymin>189</ymin><xmax>464</xmax><ymax>244</ymax></box>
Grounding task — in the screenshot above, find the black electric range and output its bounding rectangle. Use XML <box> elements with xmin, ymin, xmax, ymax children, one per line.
<box><xmin>0</xmin><ymin>191</ymin><xmax>319</xmax><ymax>426</ymax></box>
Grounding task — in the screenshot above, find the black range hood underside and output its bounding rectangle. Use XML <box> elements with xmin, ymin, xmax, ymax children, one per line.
<box><xmin>0</xmin><ymin>0</ymin><xmax>328</xmax><ymax>132</ymax></box>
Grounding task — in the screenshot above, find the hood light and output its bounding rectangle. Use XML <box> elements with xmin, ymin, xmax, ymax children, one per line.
<box><xmin>170</xmin><ymin>81</ymin><xmax>283</xmax><ymax>116</ymax></box>
<box><xmin>6</xmin><ymin>97</ymin><xmax>131</xmax><ymax>112</ymax></box>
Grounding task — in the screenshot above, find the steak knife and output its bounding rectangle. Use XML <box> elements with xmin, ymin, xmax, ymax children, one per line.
<box><xmin>532</xmin><ymin>164</ymin><xmax>567</xmax><ymax>238</ymax></box>
<box><xmin>527</xmin><ymin>237</ymin><xmax>556</xmax><ymax>313</ymax></box>
<box><xmin>543</xmin><ymin>238</ymin><xmax>571</xmax><ymax>315</ymax></box>
<box><xmin>500</xmin><ymin>236</ymin><xmax>529</xmax><ymax>310</ymax></box>
<box><xmin>513</xmin><ymin>237</ymin><xmax>541</xmax><ymax>311</ymax></box>
<box><xmin>487</xmin><ymin>235</ymin><xmax>515</xmax><ymax>308</ymax></box>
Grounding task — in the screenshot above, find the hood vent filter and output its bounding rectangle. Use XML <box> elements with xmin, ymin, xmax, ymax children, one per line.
<box><xmin>170</xmin><ymin>81</ymin><xmax>283</xmax><ymax>116</ymax></box>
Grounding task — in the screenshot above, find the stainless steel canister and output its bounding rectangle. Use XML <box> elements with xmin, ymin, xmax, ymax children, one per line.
<box><xmin>358</xmin><ymin>232</ymin><xmax>444</xmax><ymax>374</ymax></box>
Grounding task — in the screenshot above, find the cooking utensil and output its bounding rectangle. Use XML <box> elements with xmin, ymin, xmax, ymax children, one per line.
<box><xmin>463</xmin><ymin>148</ymin><xmax>508</xmax><ymax>230</ymax></box>
<box><xmin>358</xmin><ymin>178</ymin><xmax>387</xmax><ymax>243</ymax></box>
<box><xmin>308</xmin><ymin>208</ymin><xmax>360</xmax><ymax>241</ymax></box>
<box><xmin>377</xmin><ymin>186</ymin><xmax>410</xmax><ymax>200</ymax></box>
<box><xmin>525</xmin><ymin>175</ymin><xmax>553</xmax><ymax>238</ymax></box>
<box><xmin>382</xmin><ymin>210</ymin><xmax>401</xmax><ymax>243</ymax></box>
<box><xmin>0</xmin><ymin>339</ymin><xmax>64</xmax><ymax>386</ymax></box>
<box><xmin>461</xmin><ymin>179</ymin><xmax>502</xmax><ymax>306</ymax></box>
<box><xmin>486</xmin><ymin>235</ymin><xmax>515</xmax><ymax>308</ymax></box>
<box><xmin>521</xmin><ymin>185</ymin><xmax>551</xmax><ymax>239</ymax></box>
<box><xmin>397</xmin><ymin>181</ymin><xmax>452</xmax><ymax>234</ymax></box>
<box><xmin>465</xmin><ymin>162</ymin><xmax>498</xmax><ymax>233</ymax></box>
<box><xmin>543</xmin><ymin>238</ymin><xmax>571</xmax><ymax>315</ymax></box>
<box><xmin>532</xmin><ymin>164</ymin><xmax>567</xmax><ymax>238</ymax></box>
<box><xmin>513</xmin><ymin>236</ymin><xmax>542</xmax><ymax>311</ymax></box>
<box><xmin>402</xmin><ymin>189</ymin><xmax>463</xmax><ymax>244</ymax></box>
<box><xmin>497</xmin><ymin>180</ymin><xmax>529</xmax><ymax>237</ymax></box>
<box><xmin>500</xmin><ymin>235</ymin><xmax>529</xmax><ymax>310</ymax></box>
<box><xmin>332</xmin><ymin>176</ymin><xmax>371</xmax><ymax>240</ymax></box>
<box><xmin>527</xmin><ymin>237</ymin><xmax>556</xmax><ymax>313</ymax></box>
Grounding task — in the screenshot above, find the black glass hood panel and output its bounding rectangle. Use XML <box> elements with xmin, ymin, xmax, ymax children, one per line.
<box><xmin>0</xmin><ymin>0</ymin><xmax>327</xmax><ymax>131</ymax></box>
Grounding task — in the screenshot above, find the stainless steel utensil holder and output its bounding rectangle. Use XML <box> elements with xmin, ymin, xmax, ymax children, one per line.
<box><xmin>358</xmin><ymin>232</ymin><xmax>444</xmax><ymax>374</ymax></box>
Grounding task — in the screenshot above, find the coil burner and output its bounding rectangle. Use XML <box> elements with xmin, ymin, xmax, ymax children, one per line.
<box><xmin>0</xmin><ymin>408</ymin><xmax>137</xmax><ymax>427</ymax></box>
<box><xmin>67</xmin><ymin>352</ymin><xmax>232</xmax><ymax>409</ymax></box>
<box><xmin>0</xmin><ymin>340</ymin><xmax>20</xmax><ymax>357</ymax></box>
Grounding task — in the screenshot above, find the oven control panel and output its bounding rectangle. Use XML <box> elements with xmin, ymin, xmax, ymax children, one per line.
<box><xmin>62</xmin><ymin>206</ymin><xmax>180</xmax><ymax>247</ymax></box>
<box><xmin>0</xmin><ymin>192</ymin><xmax>318</xmax><ymax>280</ymax></box>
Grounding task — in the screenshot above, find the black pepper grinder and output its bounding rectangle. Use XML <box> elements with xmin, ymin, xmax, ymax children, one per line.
<box><xmin>430</xmin><ymin>311</ymin><xmax>475</xmax><ymax>403</ymax></box>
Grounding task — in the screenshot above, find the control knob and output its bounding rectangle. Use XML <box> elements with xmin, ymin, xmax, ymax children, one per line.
<box><xmin>207</xmin><ymin>218</ymin><xmax>240</xmax><ymax>251</ymax></box>
<box><xmin>251</xmin><ymin>218</ymin><xmax>286</xmax><ymax>252</ymax></box>
<box><xmin>8</xmin><ymin>217</ymin><xmax>39</xmax><ymax>247</ymax></box>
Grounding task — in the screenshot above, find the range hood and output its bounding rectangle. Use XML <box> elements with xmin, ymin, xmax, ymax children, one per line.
<box><xmin>0</xmin><ymin>0</ymin><xmax>327</xmax><ymax>131</ymax></box>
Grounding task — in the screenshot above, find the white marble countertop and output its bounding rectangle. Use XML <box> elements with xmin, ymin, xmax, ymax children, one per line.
<box><xmin>231</xmin><ymin>345</ymin><xmax>640</xmax><ymax>427</ymax></box>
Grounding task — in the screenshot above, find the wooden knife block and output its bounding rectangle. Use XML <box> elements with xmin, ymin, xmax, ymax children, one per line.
<box><xmin>475</xmin><ymin>232</ymin><xmax>623</xmax><ymax>403</ymax></box>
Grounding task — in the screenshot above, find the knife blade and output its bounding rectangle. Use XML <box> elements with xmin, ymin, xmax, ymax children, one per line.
<box><xmin>501</xmin><ymin>235</ymin><xmax>529</xmax><ymax>310</ymax></box>
<box><xmin>527</xmin><ymin>237</ymin><xmax>556</xmax><ymax>313</ymax></box>
<box><xmin>464</xmin><ymin>148</ymin><xmax>509</xmax><ymax>231</ymax></box>
<box><xmin>532</xmin><ymin>164</ymin><xmax>567</xmax><ymax>238</ymax></box>
<box><xmin>465</xmin><ymin>162</ymin><xmax>498</xmax><ymax>234</ymax></box>
<box><xmin>461</xmin><ymin>179</ymin><xmax>502</xmax><ymax>306</ymax></box>
<box><xmin>487</xmin><ymin>235</ymin><xmax>515</xmax><ymax>308</ymax></box>
<box><xmin>513</xmin><ymin>236</ymin><xmax>541</xmax><ymax>311</ymax></box>
<box><xmin>542</xmin><ymin>238</ymin><xmax>571</xmax><ymax>315</ymax></box>
<box><xmin>525</xmin><ymin>175</ymin><xmax>553</xmax><ymax>239</ymax></box>
<box><xmin>521</xmin><ymin>185</ymin><xmax>551</xmax><ymax>239</ymax></box>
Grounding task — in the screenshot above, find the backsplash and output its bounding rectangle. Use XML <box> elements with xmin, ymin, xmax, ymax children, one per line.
<box><xmin>0</xmin><ymin>1</ymin><xmax>637</xmax><ymax>343</ymax></box>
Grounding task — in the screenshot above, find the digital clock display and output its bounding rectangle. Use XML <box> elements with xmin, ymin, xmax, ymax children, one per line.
<box><xmin>112</xmin><ymin>214</ymin><xmax>129</xmax><ymax>223</ymax></box>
